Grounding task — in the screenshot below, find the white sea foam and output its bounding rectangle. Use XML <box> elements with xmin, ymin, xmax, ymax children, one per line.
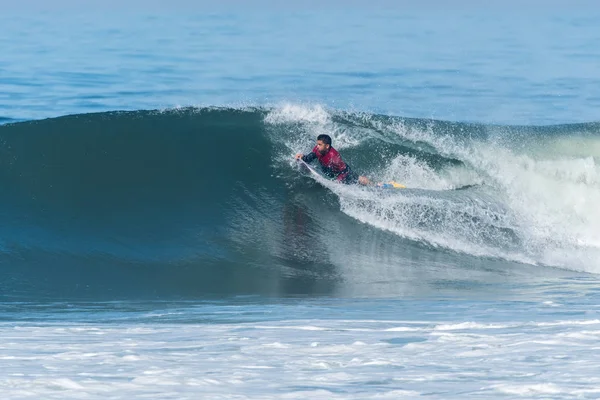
<box><xmin>269</xmin><ymin>105</ymin><xmax>600</xmax><ymax>272</ymax></box>
<box><xmin>2</xmin><ymin>309</ymin><xmax>599</xmax><ymax>399</ymax></box>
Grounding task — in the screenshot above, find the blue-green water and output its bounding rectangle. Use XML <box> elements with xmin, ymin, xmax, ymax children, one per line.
<box><xmin>1</xmin><ymin>5</ymin><xmax>600</xmax><ymax>399</ymax></box>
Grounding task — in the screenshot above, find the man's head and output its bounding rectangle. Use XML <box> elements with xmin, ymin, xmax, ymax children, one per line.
<box><xmin>316</xmin><ymin>134</ymin><xmax>332</xmax><ymax>155</ymax></box>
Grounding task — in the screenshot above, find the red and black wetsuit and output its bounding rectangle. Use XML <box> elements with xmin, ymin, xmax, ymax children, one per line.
<box><xmin>302</xmin><ymin>145</ymin><xmax>358</xmax><ymax>184</ymax></box>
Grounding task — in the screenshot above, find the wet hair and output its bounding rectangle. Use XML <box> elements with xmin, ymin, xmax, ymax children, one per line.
<box><xmin>317</xmin><ymin>134</ymin><xmax>332</xmax><ymax>146</ymax></box>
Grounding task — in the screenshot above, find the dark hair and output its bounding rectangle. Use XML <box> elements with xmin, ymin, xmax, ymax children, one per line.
<box><xmin>317</xmin><ymin>134</ymin><xmax>332</xmax><ymax>146</ymax></box>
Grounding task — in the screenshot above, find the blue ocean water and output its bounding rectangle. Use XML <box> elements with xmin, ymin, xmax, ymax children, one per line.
<box><xmin>3</xmin><ymin>6</ymin><xmax>600</xmax><ymax>124</ymax></box>
<box><xmin>2</xmin><ymin>4</ymin><xmax>600</xmax><ymax>399</ymax></box>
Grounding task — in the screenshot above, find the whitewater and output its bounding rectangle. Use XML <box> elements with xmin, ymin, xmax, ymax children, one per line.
<box><xmin>2</xmin><ymin>4</ymin><xmax>600</xmax><ymax>399</ymax></box>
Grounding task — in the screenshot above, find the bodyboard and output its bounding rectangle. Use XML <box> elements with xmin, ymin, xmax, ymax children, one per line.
<box><xmin>298</xmin><ymin>159</ymin><xmax>405</xmax><ymax>189</ymax></box>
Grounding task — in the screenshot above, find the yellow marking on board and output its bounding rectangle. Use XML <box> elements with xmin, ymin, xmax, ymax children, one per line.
<box><xmin>388</xmin><ymin>181</ymin><xmax>406</xmax><ymax>188</ymax></box>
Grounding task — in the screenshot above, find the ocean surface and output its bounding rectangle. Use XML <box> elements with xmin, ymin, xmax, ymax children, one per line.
<box><xmin>2</xmin><ymin>3</ymin><xmax>600</xmax><ymax>398</ymax></box>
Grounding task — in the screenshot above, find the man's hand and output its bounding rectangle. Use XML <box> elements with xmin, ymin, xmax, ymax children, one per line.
<box><xmin>294</xmin><ymin>153</ymin><xmax>303</xmax><ymax>160</ymax></box>
<box><xmin>358</xmin><ymin>176</ymin><xmax>371</xmax><ymax>185</ymax></box>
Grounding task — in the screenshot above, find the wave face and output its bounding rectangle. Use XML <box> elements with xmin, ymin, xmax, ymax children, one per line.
<box><xmin>1</xmin><ymin>106</ymin><xmax>599</xmax><ymax>299</ymax></box>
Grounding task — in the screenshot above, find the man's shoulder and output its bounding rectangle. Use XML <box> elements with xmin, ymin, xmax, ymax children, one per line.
<box><xmin>329</xmin><ymin>147</ymin><xmax>342</xmax><ymax>158</ymax></box>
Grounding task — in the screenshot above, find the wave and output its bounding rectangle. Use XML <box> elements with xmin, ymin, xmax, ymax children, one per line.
<box><xmin>1</xmin><ymin>105</ymin><xmax>599</xmax><ymax>298</ymax></box>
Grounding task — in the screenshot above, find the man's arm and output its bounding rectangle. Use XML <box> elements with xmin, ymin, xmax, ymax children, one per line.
<box><xmin>301</xmin><ymin>152</ymin><xmax>317</xmax><ymax>163</ymax></box>
<box><xmin>295</xmin><ymin>152</ymin><xmax>317</xmax><ymax>163</ymax></box>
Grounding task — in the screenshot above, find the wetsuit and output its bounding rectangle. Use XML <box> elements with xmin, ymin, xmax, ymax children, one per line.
<box><xmin>301</xmin><ymin>145</ymin><xmax>359</xmax><ymax>184</ymax></box>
